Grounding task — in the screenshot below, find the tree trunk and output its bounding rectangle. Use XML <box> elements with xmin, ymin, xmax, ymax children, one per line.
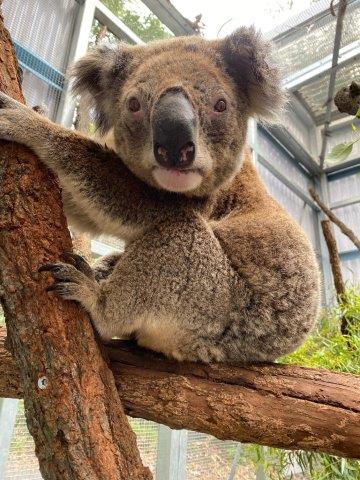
<box><xmin>321</xmin><ymin>220</ymin><xmax>345</xmax><ymax>297</ymax></box>
<box><xmin>1</xmin><ymin>328</ymin><xmax>359</xmax><ymax>460</ymax></box>
<box><xmin>321</xmin><ymin>220</ymin><xmax>351</xmax><ymax>335</ymax></box>
<box><xmin>0</xmin><ymin>10</ymin><xmax>151</xmax><ymax>480</ymax></box>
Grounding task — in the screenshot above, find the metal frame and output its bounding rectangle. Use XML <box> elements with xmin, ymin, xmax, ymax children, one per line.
<box><xmin>0</xmin><ymin>398</ymin><xmax>18</xmax><ymax>478</ymax></box>
<box><xmin>141</xmin><ymin>0</ymin><xmax>197</xmax><ymax>36</ymax></box>
<box><xmin>262</xmin><ymin>124</ymin><xmax>322</xmax><ymax>176</ymax></box>
<box><xmin>268</xmin><ymin>0</ymin><xmax>358</xmax><ymax>43</ymax></box>
<box><xmin>56</xmin><ymin>0</ymin><xmax>97</xmax><ymax>126</ymax></box>
<box><xmin>94</xmin><ymin>0</ymin><xmax>144</xmax><ymax>44</ymax></box>
<box><xmin>319</xmin><ymin>0</ymin><xmax>347</xmax><ymax>168</ymax></box>
<box><xmin>331</xmin><ymin>196</ymin><xmax>360</xmax><ymax>210</ymax></box>
<box><xmin>14</xmin><ymin>41</ymin><xmax>65</xmax><ymax>91</ymax></box>
<box><xmin>156</xmin><ymin>426</ymin><xmax>188</xmax><ymax>480</ymax></box>
<box><xmin>283</xmin><ymin>40</ymin><xmax>360</xmax><ymax>92</ymax></box>
<box><xmin>340</xmin><ymin>249</ymin><xmax>360</xmax><ymax>261</ymax></box>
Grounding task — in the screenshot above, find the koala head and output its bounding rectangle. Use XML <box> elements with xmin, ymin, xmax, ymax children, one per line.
<box><xmin>71</xmin><ymin>27</ymin><xmax>284</xmax><ymax>197</ymax></box>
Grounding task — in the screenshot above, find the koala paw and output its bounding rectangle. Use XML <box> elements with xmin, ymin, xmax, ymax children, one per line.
<box><xmin>38</xmin><ymin>253</ymin><xmax>98</xmax><ymax>308</ymax></box>
<box><xmin>0</xmin><ymin>92</ymin><xmax>35</xmax><ymax>143</ymax></box>
<box><xmin>0</xmin><ymin>91</ymin><xmax>23</xmax><ymax>110</ymax></box>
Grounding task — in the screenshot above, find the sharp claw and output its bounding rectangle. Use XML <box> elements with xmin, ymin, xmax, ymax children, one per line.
<box><xmin>45</xmin><ymin>283</ymin><xmax>58</xmax><ymax>292</ymax></box>
<box><xmin>61</xmin><ymin>252</ymin><xmax>86</xmax><ymax>267</ymax></box>
<box><xmin>38</xmin><ymin>263</ymin><xmax>59</xmax><ymax>273</ymax></box>
<box><xmin>61</xmin><ymin>252</ymin><xmax>94</xmax><ymax>279</ymax></box>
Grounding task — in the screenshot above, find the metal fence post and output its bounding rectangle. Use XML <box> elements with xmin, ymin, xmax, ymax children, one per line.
<box><xmin>0</xmin><ymin>398</ymin><xmax>18</xmax><ymax>477</ymax></box>
<box><xmin>56</xmin><ymin>0</ymin><xmax>96</xmax><ymax>127</ymax></box>
<box><xmin>156</xmin><ymin>425</ymin><xmax>188</xmax><ymax>480</ymax></box>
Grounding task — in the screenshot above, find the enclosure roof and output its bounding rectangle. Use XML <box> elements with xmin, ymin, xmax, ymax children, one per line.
<box><xmin>270</xmin><ymin>0</ymin><xmax>359</xmax><ymax>127</ymax></box>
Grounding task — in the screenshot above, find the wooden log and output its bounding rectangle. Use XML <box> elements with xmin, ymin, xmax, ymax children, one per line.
<box><xmin>1</xmin><ymin>328</ymin><xmax>359</xmax><ymax>460</ymax></box>
<box><xmin>0</xmin><ymin>8</ymin><xmax>151</xmax><ymax>480</ymax></box>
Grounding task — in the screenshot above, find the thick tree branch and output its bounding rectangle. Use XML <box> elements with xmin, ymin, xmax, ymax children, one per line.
<box><xmin>309</xmin><ymin>187</ymin><xmax>360</xmax><ymax>250</ymax></box>
<box><xmin>0</xmin><ymin>11</ymin><xmax>151</xmax><ymax>480</ymax></box>
<box><xmin>1</xmin><ymin>328</ymin><xmax>359</xmax><ymax>460</ymax></box>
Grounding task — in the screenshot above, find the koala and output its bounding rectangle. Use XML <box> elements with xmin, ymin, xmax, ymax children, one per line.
<box><xmin>0</xmin><ymin>27</ymin><xmax>320</xmax><ymax>363</ymax></box>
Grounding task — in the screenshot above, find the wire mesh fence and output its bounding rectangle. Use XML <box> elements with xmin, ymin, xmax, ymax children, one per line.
<box><xmin>2</xmin><ymin>0</ymin><xmax>78</xmax><ymax>120</ymax></box>
<box><xmin>3</xmin><ymin>402</ymin><xmax>161</xmax><ymax>479</ymax></box>
<box><xmin>185</xmin><ymin>432</ymin><xmax>254</xmax><ymax>480</ymax></box>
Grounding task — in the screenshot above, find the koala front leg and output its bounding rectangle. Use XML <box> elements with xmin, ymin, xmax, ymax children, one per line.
<box><xmin>0</xmin><ymin>92</ymin><xmax>165</xmax><ymax>236</ymax></box>
<box><xmin>38</xmin><ymin>253</ymin><xmax>105</xmax><ymax>332</ymax></box>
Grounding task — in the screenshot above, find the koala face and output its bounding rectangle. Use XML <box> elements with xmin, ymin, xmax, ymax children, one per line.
<box><xmin>71</xmin><ymin>28</ymin><xmax>284</xmax><ymax>197</ymax></box>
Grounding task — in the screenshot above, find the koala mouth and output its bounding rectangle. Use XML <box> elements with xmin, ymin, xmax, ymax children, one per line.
<box><xmin>153</xmin><ymin>166</ymin><xmax>202</xmax><ymax>193</ymax></box>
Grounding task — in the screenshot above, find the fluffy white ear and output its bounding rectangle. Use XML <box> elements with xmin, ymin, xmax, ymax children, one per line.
<box><xmin>70</xmin><ymin>44</ymin><xmax>133</xmax><ymax>133</ymax></box>
<box><xmin>217</xmin><ymin>26</ymin><xmax>285</xmax><ymax>121</ymax></box>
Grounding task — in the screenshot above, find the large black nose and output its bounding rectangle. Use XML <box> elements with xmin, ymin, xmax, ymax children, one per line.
<box><xmin>153</xmin><ymin>91</ymin><xmax>196</xmax><ymax>169</ymax></box>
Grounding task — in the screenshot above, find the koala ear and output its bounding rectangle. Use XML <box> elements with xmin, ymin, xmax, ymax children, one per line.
<box><xmin>218</xmin><ymin>27</ymin><xmax>285</xmax><ymax>121</ymax></box>
<box><xmin>70</xmin><ymin>44</ymin><xmax>132</xmax><ymax>133</ymax></box>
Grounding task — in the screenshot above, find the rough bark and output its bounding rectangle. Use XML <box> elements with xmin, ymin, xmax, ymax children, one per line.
<box><xmin>309</xmin><ymin>187</ymin><xmax>360</xmax><ymax>250</ymax></box>
<box><xmin>321</xmin><ymin>220</ymin><xmax>345</xmax><ymax>297</ymax></box>
<box><xmin>0</xmin><ymin>11</ymin><xmax>151</xmax><ymax>480</ymax></box>
<box><xmin>321</xmin><ymin>220</ymin><xmax>350</xmax><ymax>335</ymax></box>
<box><xmin>1</xmin><ymin>328</ymin><xmax>360</xmax><ymax>460</ymax></box>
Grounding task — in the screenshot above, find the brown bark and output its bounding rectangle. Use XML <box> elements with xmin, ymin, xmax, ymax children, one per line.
<box><xmin>309</xmin><ymin>187</ymin><xmax>360</xmax><ymax>250</ymax></box>
<box><xmin>321</xmin><ymin>220</ymin><xmax>345</xmax><ymax>296</ymax></box>
<box><xmin>321</xmin><ymin>220</ymin><xmax>350</xmax><ymax>335</ymax></box>
<box><xmin>0</xmin><ymin>11</ymin><xmax>151</xmax><ymax>480</ymax></box>
<box><xmin>1</xmin><ymin>328</ymin><xmax>360</xmax><ymax>460</ymax></box>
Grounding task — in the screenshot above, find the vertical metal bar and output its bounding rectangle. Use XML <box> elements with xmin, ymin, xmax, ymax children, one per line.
<box><xmin>156</xmin><ymin>425</ymin><xmax>188</xmax><ymax>480</ymax></box>
<box><xmin>227</xmin><ymin>443</ymin><xmax>242</xmax><ymax>480</ymax></box>
<box><xmin>319</xmin><ymin>0</ymin><xmax>348</xmax><ymax>167</ymax></box>
<box><xmin>256</xmin><ymin>463</ymin><xmax>267</xmax><ymax>480</ymax></box>
<box><xmin>56</xmin><ymin>0</ymin><xmax>97</xmax><ymax>127</ymax></box>
<box><xmin>0</xmin><ymin>398</ymin><xmax>18</xmax><ymax>477</ymax></box>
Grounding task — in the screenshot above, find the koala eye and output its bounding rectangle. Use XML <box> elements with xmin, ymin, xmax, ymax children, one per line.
<box><xmin>128</xmin><ymin>97</ymin><xmax>141</xmax><ymax>113</ymax></box>
<box><xmin>214</xmin><ymin>99</ymin><xmax>227</xmax><ymax>113</ymax></box>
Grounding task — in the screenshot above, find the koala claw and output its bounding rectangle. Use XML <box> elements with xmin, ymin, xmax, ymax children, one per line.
<box><xmin>60</xmin><ymin>252</ymin><xmax>94</xmax><ymax>279</ymax></box>
<box><xmin>38</xmin><ymin>261</ymin><xmax>97</xmax><ymax>304</ymax></box>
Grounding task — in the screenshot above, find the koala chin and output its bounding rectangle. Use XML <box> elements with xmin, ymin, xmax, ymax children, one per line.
<box><xmin>153</xmin><ymin>167</ymin><xmax>203</xmax><ymax>193</ymax></box>
<box><xmin>0</xmin><ymin>26</ymin><xmax>320</xmax><ymax>364</ymax></box>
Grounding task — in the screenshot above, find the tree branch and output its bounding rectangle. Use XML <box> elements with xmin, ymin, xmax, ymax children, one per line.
<box><xmin>1</xmin><ymin>327</ymin><xmax>359</xmax><ymax>460</ymax></box>
<box><xmin>0</xmin><ymin>11</ymin><xmax>151</xmax><ymax>480</ymax></box>
<box><xmin>321</xmin><ymin>219</ymin><xmax>345</xmax><ymax>297</ymax></box>
<box><xmin>309</xmin><ymin>187</ymin><xmax>360</xmax><ymax>250</ymax></box>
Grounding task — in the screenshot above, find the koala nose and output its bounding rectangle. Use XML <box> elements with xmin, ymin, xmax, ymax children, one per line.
<box><xmin>153</xmin><ymin>91</ymin><xmax>196</xmax><ymax>169</ymax></box>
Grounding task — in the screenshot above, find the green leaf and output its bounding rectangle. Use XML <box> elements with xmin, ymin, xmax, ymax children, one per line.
<box><xmin>351</xmin><ymin>123</ymin><xmax>357</xmax><ymax>132</ymax></box>
<box><xmin>356</xmin><ymin>107</ymin><xmax>360</xmax><ymax>119</ymax></box>
<box><xmin>326</xmin><ymin>142</ymin><xmax>353</xmax><ymax>163</ymax></box>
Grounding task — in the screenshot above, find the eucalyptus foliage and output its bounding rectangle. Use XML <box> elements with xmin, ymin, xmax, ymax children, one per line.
<box><xmin>243</xmin><ymin>286</ymin><xmax>360</xmax><ymax>479</ymax></box>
